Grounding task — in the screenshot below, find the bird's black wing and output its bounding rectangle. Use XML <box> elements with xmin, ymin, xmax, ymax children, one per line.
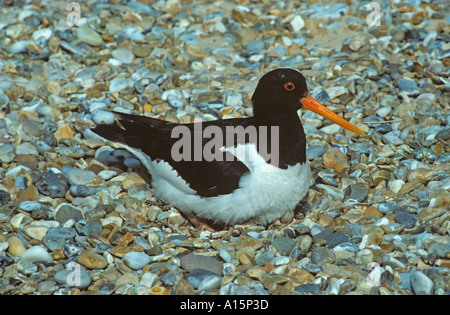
<box><xmin>91</xmin><ymin>112</ymin><xmax>254</xmax><ymax>197</ymax></box>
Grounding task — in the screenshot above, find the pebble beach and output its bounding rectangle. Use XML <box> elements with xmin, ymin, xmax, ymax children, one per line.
<box><xmin>0</xmin><ymin>0</ymin><xmax>449</xmax><ymax>295</ymax></box>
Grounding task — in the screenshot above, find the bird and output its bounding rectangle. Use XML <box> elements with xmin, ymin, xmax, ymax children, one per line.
<box><xmin>91</xmin><ymin>68</ymin><xmax>365</xmax><ymax>227</ymax></box>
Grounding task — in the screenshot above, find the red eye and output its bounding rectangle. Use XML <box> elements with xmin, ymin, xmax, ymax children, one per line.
<box><xmin>284</xmin><ymin>82</ymin><xmax>295</xmax><ymax>91</ymax></box>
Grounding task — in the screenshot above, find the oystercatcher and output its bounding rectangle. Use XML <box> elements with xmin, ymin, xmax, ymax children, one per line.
<box><xmin>92</xmin><ymin>68</ymin><xmax>365</xmax><ymax>226</ymax></box>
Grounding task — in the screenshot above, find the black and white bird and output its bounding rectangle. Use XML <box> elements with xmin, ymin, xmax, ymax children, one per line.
<box><xmin>92</xmin><ymin>68</ymin><xmax>365</xmax><ymax>226</ymax></box>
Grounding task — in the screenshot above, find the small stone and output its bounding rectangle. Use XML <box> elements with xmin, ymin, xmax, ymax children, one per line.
<box><xmin>272</xmin><ymin>237</ymin><xmax>296</xmax><ymax>255</ymax></box>
<box><xmin>21</xmin><ymin>245</ymin><xmax>53</xmax><ymax>263</ymax></box>
<box><xmin>187</xmin><ymin>268</ymin><xmax>221</xmax><ymax>289</ymax></box>
<box><xmin>311</xmin><ymin>247</ymin><xmax>336</xmax><ymax>265</ymax></box>
<box><xmin>398</xmin><ymin>78</ymin><xmax>417</xmax><ymax>92</ymax></box>
<box><xmin>175</xmin><ymin>279</ymin><xmax>197</xmax><ymax>295</ymax></box>
<box><xmin>16</xmin><ymin>143</ymin><xmax>39</xmax><ymax>155</ymax></box>
<box><xmin>357</xmin><ymin>249</ymin><xmax>374</xmax><ymax>266</ymax></box>
<box><xmin>290</xmin><ymin>15</ymin><xmax>305</xmax><ymax>32</ymax></box>
<box><xmin>378</xmin><ymin>202</ymin><xmax>398</xmax><ymax>215</ymax></box>
<box><xmin>344</xmin><ymin>183</ymin><xmax>368</xmax><ymax>202</ymax></box>
<box><xmin>294</xmin><ymin>283</ymin><xmax>321</xmax><ymax>295</ymax></box>
<box><xmin>76</xmin><ymin>25</ymin><xmax>104</xmax><ymax>46</ymax></box>
<box><xmin>428</xmin><ymin>243</ymin><xmax>450</xmax><ymax>259</ymax></box>
<box><xmin>17</xmin><ymin>259</ymin><xmax>38</xmax><ymax>275</ymax></box>
<box><xmin>54</xmin><ymin>266</ymin><xmax>91</xmax><ymax>289</ymax></box>
<box><xmin>77</xmin><ymin>251</ymin><xmax>108</xmax><ymax>269</ymax></box>
<box><xmin>185</xmin><ymin>45</ymin><xmax>209</xmax><ymax>58</ymax></box>
<box><xmin>395</xmin><ymin>212</ymin><xmax>418</xmax><ymax>228</ymax></box>
<box><xmin>15</xmin><ymin>185</ymin><xmax>38</xmax><ymax>203</ymax></box>
<box><xmin>92</xmin><ymin>109</ymin><xmax>115</xmax><ymax>125</ymax></box>
<box><xmin>306</xmin><ymin>145</ymin><xmax>325</xmax><ymax>160</ymax></box>
<box><xmin>34</xmin><ymin>172</ymin><xmax>69</xmax><ymax>198</ymax></box>
<box><xmin>389</xmin><ymin>179</ymin><xmax>405</xmax><ymax>194</ymax></box>
<box><xmin>364</xmin><ymin>226</ymin><xmax>384</xmax><ymax>246</ymax></box>
<box><xmin>54</xmin><ymin>125</ymin><xmax>74</xmax><ymax>140</ymax></box>
<box><xmin>0</xmin><ymin>144</ymin><xmax>16</xmax><ymax>162</ymax></box>
<box><xmin>24</xmin><ymin>220</ymin><xmax>60</xmax><ymax>241</ymax></box>
<box><xmin>111</xmin><ymin>48</ymin><xmax>134</xmax><ymax>64</ymax></box>
<box><xmin>7</xmin><ymin>236</ymin><xmax>27</xmax><ymax>257</ymax></box>
<box><xmin>364</xmin><ymin>206</ymin><xmax>383</xmax><ymax>218</ymax></box>
<box><xmin>245</xmin><ymin>40</ymin><xmax>265</xmax><ymax>54</ymax></box>
<box><xmin>322</xmin><ymin>233</ymin><xmax>350</xmax><ymax>249</ymax></box>
<box><xmin>65</xmin><ymin>168</ymin><xmax>96</xmax><ymax>185</ymax></box>
<box><xmin>322</xmin><ymin>147</ymin><xmax>349</xmax><ymax>174</ymax></box>
<box><xmin>54</xmin><ymin>204</ymin><xmax>84</xmax><ymax>224</ymax></box>
<box><xmin>42</xmin><ymin>227</ymin><xmax>76</xmax><ymax>251</ymax></box>
<box><xmin>410</xmin><ymin>271</ymin><xmax>434</xmax><ymax>295</ymax></box>
<box><xmin>109</xmin><ymin>78</ymin><xmax>129</xmax><ymax>92</ymax></box>
<box><xmin>180</xmin><ymin>253</ymin><xmax>223</xmax><ymax>275</ymax></box>
<box><xmin>123</xmin><ymin>251</ymin><xmax>151</xmax><ymax>270</ymax></box>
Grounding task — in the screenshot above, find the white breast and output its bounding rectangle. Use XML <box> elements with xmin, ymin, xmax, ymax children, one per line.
<box><xmin>119</xmin><ymin>143</ymin><xmax>311</xmax><ymax>224</ymax></box>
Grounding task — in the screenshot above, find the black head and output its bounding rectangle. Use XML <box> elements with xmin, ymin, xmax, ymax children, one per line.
<box><xmin>251</xmin><ymin>68</ymin><xmax>308</xmax><ymax>117</ymax></box>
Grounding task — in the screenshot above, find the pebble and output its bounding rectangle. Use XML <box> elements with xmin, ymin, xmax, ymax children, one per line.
<box><xmin>395</xmin><ymin>212</ymin><xmax>419</xmax><ymax>228</ymax></box>
<box><xmin>111</xmin><ymin>48</ymin><xmax>134</xmax><ymax>64</ymax></box>
<box><xmin>0</xmin><ymin>0</ymin><xmax>448</xmax><ymax>296</ymax></box>
<box><xmin>7</xmin><ymin>236</ymin><xmax>27</xmax><ymax>257</ymax></box>
<box><xmin>411</xmin><ymin>271</ymin><xmax>434</xmax><ymax>295</ymax></box>
<box><xmin>180</xmin><ymin>253</ymin><xmax>223</xmax><ymax>275</ymax></box>
<box><xmin>77</xmin><ymin>251</ymin><xmax>108</xmax><ymax>269</ymax></box>
<box><xmin>21</xmin><ymin>246</ymin><xmax>53</xmax><ymax>264</ymax></box>
<box><xmin>34</xmin><ymin>172</ymin><xmax>69</xmax><ymax>198</ymax></box>
<box><xmin>54</xmin><ymin>265</ymin><xmax>92</xmax><ymax>289</ymax></box>
<box><xmin>76</xmin><ymin>25</ymin><xmax>104</xmax><ymax>46</ymax></box>
<box><xmin>123</xmin><ymin>251</ymin><xmax>151</xmax><ymax>270</ymax></box>
<box><xmin>54</xmin><ymin>204</ymin><xmax>84</xmax><ymax>224</ymax></box>
<box><xmin>64</xmin><ymin>168</ymin><xmax>96</xmax><ymax>185</ymax></box>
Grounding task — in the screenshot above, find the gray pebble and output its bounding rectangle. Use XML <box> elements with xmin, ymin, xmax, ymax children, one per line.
<box><xmin>92</xmin><ymin>109</ymin><xmax>116</xmax><ymax>125</ymax></box>
<box><xmin>395</xmin><ymin>212</ymin><xmax>418</xmax><ymax>228</ymax></box>
<box><xmin>123</xmin><ymin>251</ymin><xmax>151</xmax><ymax>270</ymax></box>
<box><xmin>55</xmin><ymin>265</ymin><xmax>92</xmax><ymax>289</ymax></box>
<box><xmin>63</xmin><ymin>168</ymin><xmax>96</xmax><ymax>185</ymax></box>
<box><xmin>35</xmin><ymin>172</ymin><xmax>69</xmax><ymax>198</ymax></box>
<box><xmin>428</xmin><ymin>243</ymin><xmax>450</xmax><ymax>258</ymax></box>
<box><xmin>180</xmin><ymin>253</ymin><xmax>223</xmax><ymax>275</ymax></box>
<box><xmin>0</xmin><ymin>144</ymin><xmax>16</xmax><ymax>162</ymax></box>
<box><xmin>42</xmin><ymin>227</ymin><xmax>76</xmax><ymax>251</ymax></box>
<box><xmin>311</xmin><ymin>246</ymin><xmax>336</xmax><ymax>265</ymax></box>
<box><xmin>70</xmin><ymin>185</ymin><xmax>104</xmax><ymax>197</ymax></box>
<box><xmin>294</xmin><ymin>283</ymin><xmax>322</xmax><ymax>295</ymax></box>
<box><xmin>21</xmin><ymin>245</ymin><xmax>53</xmax><ymax>263</ymax></box>
<box><xmin>398</xmin><ymin>78</ymin><xmax>418</xmax><ymax>91</ymax></box>
<box><xmin>323</xmin><ymin>232</ymin><xmax>350</xmax><ymax>249</ymax></box>
<box><xmin>19</xmin><ymin>201</ymin><xmax>45</xmax><ymax>212</ymax></box>
<box><xmin>187</xmin><ymin>268</ymin><xmax>221</xmax><ymax>289</ymax></box>
<box><xmin>306</xmin><ymin>145</ymin><xmax>325</xmax><ymax>160</ymax></box>
<box><xmin>54</xmin><ymin>204</ymin><xmax>84</xmax><ymax>224</ymax></box>
<box><xmin>272</xmin><ymin>237</ymin><xmax>296</xmax><ymax>255</ymax></box>
<box><xmin>411</xmin><ymin>271</ymin><xmax>434</xmax><ymax>295</ymax></box>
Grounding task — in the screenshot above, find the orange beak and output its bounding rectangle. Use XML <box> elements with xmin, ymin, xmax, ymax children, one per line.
<box><xmin>300</xmin><ymin>94</ymin><xmax>366</xmax><ymax>136</ymax></box>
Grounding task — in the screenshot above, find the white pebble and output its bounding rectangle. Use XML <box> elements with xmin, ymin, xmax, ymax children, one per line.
<box><xmin>290</xmin><ymin>15</ymin><xmax>305</xmax><ymax>32</ymax></box>
<box><xmin>411</xmin><ymin>271</ymin><xmax>434</xmax><ymax>295</ymax></box>
<box><xmin>92</xmin><ymin>109</ymin><xmax>116</xmax><ymax>125</ymax></box>
<box><xmin>21</xmin><ymin>245</ymin><xmax>53</xmax><ymax>263</ymax></box>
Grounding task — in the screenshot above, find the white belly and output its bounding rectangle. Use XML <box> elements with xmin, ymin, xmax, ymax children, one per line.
<box><xmin>121</xmin><ymin>143</ymin><xmax>311</xmax><ymax>224</ymax></box>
